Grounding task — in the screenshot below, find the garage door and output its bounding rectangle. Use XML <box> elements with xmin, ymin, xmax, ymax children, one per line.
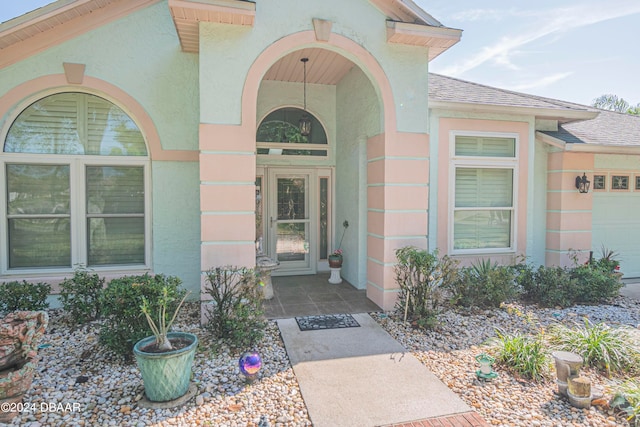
<box><xmin>592</xmin><ymin>192</ymin><xmax>640</xmax><ymax>279</ymax></box>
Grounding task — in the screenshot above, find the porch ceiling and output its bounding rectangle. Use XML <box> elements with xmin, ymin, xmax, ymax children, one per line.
<box><xmin>263</xmin><ymin>49</ymin><xmax>355</xmax><ymax>86</ymax></box>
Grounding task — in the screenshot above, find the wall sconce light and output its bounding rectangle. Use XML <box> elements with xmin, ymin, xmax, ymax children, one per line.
<box><xmin>575</xmin><ymin>173</ymin><xmax>590</xmax><ymax>194</ymax></box>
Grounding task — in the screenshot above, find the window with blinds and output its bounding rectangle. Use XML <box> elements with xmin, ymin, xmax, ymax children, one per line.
<box><xmin>7</xmin><ymin>164</ymin><xmax>71</xmax><ymax>268</ymax></box>
<box><xmin>5</xmin><ymin>93</ymin><xmax>146</xmax><ymax>156</ymax></box>
<box><xmin>452</xmin><ymin>135</ymin><xmax>516</xmax><ymax>252</ymax></box>
<box><xmin>86</xmin><ymin>166</ymin><xmax>145</xmax><ymax>265</ymax></box>
<box><xmin>3</xmin><ymin>92</ymin><xmax>148</xmax><ymax>271</ymax></box>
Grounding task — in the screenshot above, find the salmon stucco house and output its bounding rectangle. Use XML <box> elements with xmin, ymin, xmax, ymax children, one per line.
<box><xmin>1</xmin><ymin>0</ymin><xmax>639</xmax><ymax>315</ymax></box>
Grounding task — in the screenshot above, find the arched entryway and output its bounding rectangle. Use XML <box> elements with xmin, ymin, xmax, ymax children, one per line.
<box><xmin>253</xmin><ymin>45</ymin><xmax>383</xmax><ymax>294</ymax></box>
<box><xmin>201</xmin><ymin>30</ymin><xmax>430</xmax><ymax>314</ymax></box>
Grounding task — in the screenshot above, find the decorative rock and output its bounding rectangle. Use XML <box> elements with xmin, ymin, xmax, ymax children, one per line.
<box><xmin>7</xmin><ymin>300</ymin><xmax>640</xmax><ymax>427</ymax></box>
<box><xmin>195</xmin><ymin>395</ymin><xmax>204</xmax><ymax>406</ymax></box>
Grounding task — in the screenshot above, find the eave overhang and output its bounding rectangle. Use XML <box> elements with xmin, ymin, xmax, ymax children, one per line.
<box><xmin>168</xmin><ymin>0</ymin><xmax>255</xmax><ymax>53</ymax></box>
<box><xmin>430</xmin><ymin>100</ymin><xmax>599</xmax><ymax>123</ymax></box>
<box><xmin>0</xmin><ymin>0</ymin><xmax>161</xmax><ymax>69</ymax></box>
<box><xmin>386</xmin><ymin>21</ymin><xmax>461</xmax><ymax>61</ymax></box>
<box><xmin>536</xmin><ymin>131</ymin><xmax>640</xmax><ymax>154</ymax></box>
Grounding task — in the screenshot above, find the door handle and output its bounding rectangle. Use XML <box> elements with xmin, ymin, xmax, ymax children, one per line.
<box><xmin>270</xmin><ymin>217</ymin><xmax>276</xmax><ymax>227</ymax></box>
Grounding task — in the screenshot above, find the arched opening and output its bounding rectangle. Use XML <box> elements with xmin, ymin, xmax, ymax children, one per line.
<box><xmin>253</xmin><ymin>46</ymin><xmax>382</xmax><ymax>285</ymax></box>
<box><xmin>256</xmin><ymin>107</ymin><xmax>328</xmax><ymax>156</ymax></box>
<box><xmin>2</xmin><ymin>91</ymin><xmax>150</xmax><ymax>271</ymax></box>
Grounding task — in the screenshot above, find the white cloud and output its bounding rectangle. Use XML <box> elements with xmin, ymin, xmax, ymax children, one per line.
<box><xmin>450</xmin><ymin>9</ymin><xmax>506</xmax><ymax>22</ymax></box>
<box><xmin>439</xmin><ymin>2</ymin><xmax>640</xmax><ymax>77</ymax></box>
<box><xmin>507</xmin><ymin>72</ymin><xmax>575</xmax><ymax>91</ymax></box>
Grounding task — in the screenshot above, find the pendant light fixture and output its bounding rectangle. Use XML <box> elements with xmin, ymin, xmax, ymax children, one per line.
<box><xmin>299</xmin><ymin>57</ymin><xmax>311</xmax><ymax>137</ymax></box>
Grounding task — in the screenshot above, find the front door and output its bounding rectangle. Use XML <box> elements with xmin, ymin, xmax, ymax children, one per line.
<box><xmin>268</xmin><ymin>169</ymin><xmax>316</xmax><ymax>275</ymax></box>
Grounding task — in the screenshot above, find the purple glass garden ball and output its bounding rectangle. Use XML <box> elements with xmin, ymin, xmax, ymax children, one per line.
<box><xmin>239</xmin><ymin>351</ymin><xmax>262</xmax><ymax>378</ymax></box>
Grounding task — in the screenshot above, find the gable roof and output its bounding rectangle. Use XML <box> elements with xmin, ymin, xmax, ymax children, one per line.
<box><xmin>0</xmin><ymin>0</ymin><xmax>160</xmax><ymax>69</ymax></box>
<box><xmin>429</xmin><ymin>73</ymin><xmax>640</xmax><ymax>148</ymax></box>
<box><xmin>0</xmin><ymin>0</ymin><xmax>461</xmax><ymax>65</ymax></box>
<box><xmin>429</xmin><ymin>73</ymin><xmax>597</xmax><ymax>120</ymax></box>
<box><xmin>540</xmin><ymin>109</ymin><xmax>640</xmax><ymax>147</ymax></box>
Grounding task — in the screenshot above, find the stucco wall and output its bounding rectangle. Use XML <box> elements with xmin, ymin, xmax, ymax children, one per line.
<box><xmin>530</xmin><ymin>139</ymin><xmax>549</xmax><ymax>267</ymax></box>
<box><xmin>199</xmin><ymin>0</ymin><xmax>429</xmax><ymax>133</ymax></box>
<box><xmin>0</xmin><ymin>2</ymin><xmax>201</xmax><ymax>293</ymax></box>
<box><xmin>0</xmin><ymin>2</ymin><xmax>199</xmax><ymax>151</ymax></box>
<box><xmin>336</xmin><ymin>66</ymin><xmax>380</xmax><ymax>288</ymax></box>
<box><xmin>152</xmin><ymin>161</ymin><xmax>201</xmax><ymax>294</ymax></box>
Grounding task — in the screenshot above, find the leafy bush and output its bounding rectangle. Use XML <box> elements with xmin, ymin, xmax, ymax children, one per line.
<box><xmin>515</xmin><ymin>264</ymin><xmax>576</xmax><ymax>307</ymax></box>
<box><xmin>99</xmin><ymin>274</ymin><xmax>185</xmax><ymax>358</ymax></box>
<box><xmin>492</xmin><ymin>330</ymin><xmax>549</xmax><ymax>381</ymax></box>
<box><xmin>0</xmin><ymin>280</ymin><xmax>50</xmax><ymax>313</ymax></box>
<box><xmin>448</xmin><ymin>259</ymin><xmax>517</xmax><ymax>308</ymax></box>
<box><xmin>59</xmin><ymin>267</ymin><xmax>105</xmax><ymax>324</ymax></box>
<box><xmin>547</xmin><ymin>319</ymin><xmax>640</xmax><ymax>377</ymax></box>
<box><xmin>203</xmin><ymin>266</ymin><xmax>266</xmax><ymax>349</ymax></box>
<box><xmin>394</xmin><ymin>247</ymin><xmax>459</xmax><ymax>328</ymax></box>
<box><xmin>612</xmin><ymin>378</ymin><xmax>640</xmax><ymax>427</ymax></box>
<box><xmin>570</xmin><ymin>263</ymin><xmax>623</xmax><ymax>304</ymax></box>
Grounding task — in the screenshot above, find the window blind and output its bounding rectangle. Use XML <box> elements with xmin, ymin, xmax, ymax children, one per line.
<box><xmin>6</xmin><ymin>164</ymin><xmax>71</xmax><ymax>268</ymax></box>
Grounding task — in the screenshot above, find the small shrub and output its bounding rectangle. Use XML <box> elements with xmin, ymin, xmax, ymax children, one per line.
<box><xmin>59</xmin><ymin>267</ymin><xmax>105</xmax><ymax>324</ymax></box>
<box><xmin>99</xmin><ymin>273</ymin><xmax>185</xmax><ymax>358</ymax></box>
<box><xmin>547</xmin><ymin>319</ymin><xmax>640</xmax><ymax>377</ymax></box>
<box><xmin>394</xmin><ymin>247</ymin><xmax>459</xmax><ymax>328</ymax></box>
<box><xmin>516</xmin><ymin>264</ymin><xmax>576</xmax><ymax>307</ymax></box>
<box><xmin>571</xmin><ymin>263</ymin><xmax>623</xmax><ymax>304</ymax></box>
<box><xmin>492</xmin><ymin>330</ymin><xmax>549</xmax><ymax>381</ymax></box>
<box><xmin>612</xmin><ymin>378</ymin><xmax>640</xmax><ymax>426</ymax></box>
<box><xmin>0</xmin><ymin>280</ymin><xmax>50</xmax><ymax>313</ymax></box>
<box><xmin>203</xmin><ymin>266</ymin><xmax>266</xmax><ymax>349</ymax></box>
<box><xmin>448</xmin><ymin>259</ymin><xmax>517</xmax><ymax>308</ymax></box>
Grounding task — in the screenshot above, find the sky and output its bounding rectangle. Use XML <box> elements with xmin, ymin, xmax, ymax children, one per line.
<box><xmin>2</xmin><ymin>0</ymin><xmax>639</xmax><ymax>107</ymax></box>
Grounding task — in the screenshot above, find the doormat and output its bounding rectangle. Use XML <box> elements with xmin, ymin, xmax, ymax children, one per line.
<box><xmin>295</xmin><ymin>314</ymin><xmax>360</xmax><ymax>331</ymax></box>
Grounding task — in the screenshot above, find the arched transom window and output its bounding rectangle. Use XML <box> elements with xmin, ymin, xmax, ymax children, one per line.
<box><xmin>2</xmin><ymin>92</ymin><xmax>150</xmax><ymax>271</ymax></box>
<box><xmin>256</xmin><ymin>107</ymin><xmax>328</xmax><ymax>157</ymax></box>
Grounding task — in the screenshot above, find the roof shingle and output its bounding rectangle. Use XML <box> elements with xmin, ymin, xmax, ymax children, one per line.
<box><xmin>429</xmin><ymin>73</ymin><xmax>640</xmax><ymax>147</ymax></box>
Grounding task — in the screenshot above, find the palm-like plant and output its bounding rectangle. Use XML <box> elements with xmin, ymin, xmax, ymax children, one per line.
<box><xmin>140</xmin><ymin>287</ymin><xmax>189</xmax><ymax>352</ymax></box>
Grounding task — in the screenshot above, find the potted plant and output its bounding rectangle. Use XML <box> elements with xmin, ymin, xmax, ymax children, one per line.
<box><xmin>133</xmin><ymin>287</ymin><xmax>197</xmax><ymax>402</ymax></box>
<box><xmin>328</xmin><ymin>248</ymin><xmax>343</xmax><ymax>268</ymax></box>
<box><xmin>328</xmin><ymin>220</ymin><xmax>349</xmax><ymax>269</ymax></box>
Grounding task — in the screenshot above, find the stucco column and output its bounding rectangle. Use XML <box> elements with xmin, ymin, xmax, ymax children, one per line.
<box><xmin>545</xmin><ymin>152</ymin><xmax>594</xmax><ymax>266</ymax></box>
<box><xmin>199</xmin><ymin>123</ymin><xmax>256</xmax><ymax>322</ymax></box>
<box><xmin>366</xmin><ymin>131</ymin><xmax>430</xmax><ymax>311</ymax></box>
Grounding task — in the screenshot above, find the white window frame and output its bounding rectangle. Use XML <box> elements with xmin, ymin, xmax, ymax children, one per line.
<box><xmin>1</xmin><ymin>90</ymin><xmax>151</xmax><ymax>275</ymax></box>
<box><xmin>449</xmin><ymin>131</ymin><xmax>519</xmax><ymax>255</ymax></box>
<box><xmin>1</xmin><ymin>153</ymin><xmax>151</xmax><ymax>274</ymax></box>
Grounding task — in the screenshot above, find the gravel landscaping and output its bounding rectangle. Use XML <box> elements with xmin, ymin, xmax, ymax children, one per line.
<box><xmin>4</xmin><ymin>295</ymin><xmax>639</xmax><ymax>427</ymax></box>
<box><xmin>374</xmin><ymin>296</ymin><xmax>640</xmax><ymax>427</ymax></box>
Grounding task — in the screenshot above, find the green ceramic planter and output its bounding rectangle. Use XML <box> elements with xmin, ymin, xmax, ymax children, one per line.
<box><xmin>133</xmin><ymin>332</ymin><xmax>198</xmax><ymax>402</ymax></box>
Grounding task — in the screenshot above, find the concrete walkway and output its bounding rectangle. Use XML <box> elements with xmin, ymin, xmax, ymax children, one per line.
<box><xmin>277</xmin><ymin>313</ymin><xmax>480</xmax><ymax>427</ymax></box>
<box><xmin>620</xmin><ymin>281</ymin><xmax>640</xmax><ymax>300</ymax></box>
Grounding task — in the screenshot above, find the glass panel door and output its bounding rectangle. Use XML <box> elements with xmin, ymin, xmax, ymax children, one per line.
<box><xmin>269</xmin><ymin>169</ymin><xmax>315</xmax><ymax>274</ymax></box>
